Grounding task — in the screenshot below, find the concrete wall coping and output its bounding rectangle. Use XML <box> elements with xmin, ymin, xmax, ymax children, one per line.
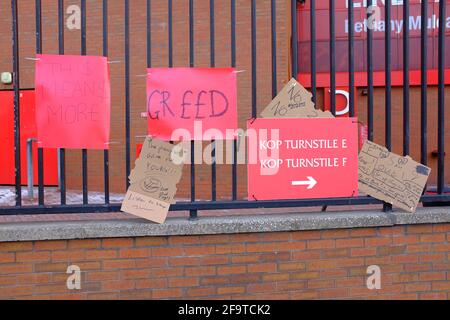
<box><xmin>0</xmin><ymin>207</ymin><xmax>449</xmax><ymax>243</ymax></box>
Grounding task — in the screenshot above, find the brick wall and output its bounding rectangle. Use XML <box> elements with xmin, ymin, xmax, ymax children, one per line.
<box><xmin>0</xmin><ymin>1</ymin><xmax>448</xmax><ymax>199</ymax></box>
<box><xmin>1</xmin><ymin>224</ymin><xmax>449</xmax><ymax>300</ymax></box>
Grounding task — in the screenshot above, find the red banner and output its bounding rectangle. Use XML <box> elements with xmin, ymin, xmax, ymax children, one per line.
<box><xmin>147</xmin><ymin>68</ymin><xmax>238</xmax><ymax>141</ymax></box>
<box><xmin>247</xmin><ymin>118</ymin><xmax>359</xmax><ymax>201</ymax></box>
<box><xmin>35</xmin><ymin>54</ymin><xmax>111</xmax><ymax>150</ymax></box>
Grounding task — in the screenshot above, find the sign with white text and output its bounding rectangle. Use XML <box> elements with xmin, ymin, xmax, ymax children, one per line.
<box><xmin>247</xmin><ymin>118</ymin><xmax>359</xmax><ymax>201</ymax></box>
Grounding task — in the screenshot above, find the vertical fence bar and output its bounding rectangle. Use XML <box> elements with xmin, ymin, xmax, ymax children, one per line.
<box><xmin>35</xmin><ymin>0</ymin><xmax>45</xmax><ymax>205</ymax></box>
<box><xmin>58</xmin><ymin>0</ymin><xmax>66</xmax><ymax>205</ymax></box>
<box><xmin>420</xmin><ymin>0</ymin><xmax>427</xmax><ymax>167</ymax></box>
<box><xmin>231</xmin><ymin>0</ymin><xmax>238</xmax><ymax>201</ymax></box>
<box><xmin>367</xmin><ymin>0</ymin><xmax>374</xmax><ymax>141</ymax></box>
<box><xmin>11</xmin><ymin>0</ymin><xmax>21</xmax><ymax>206</ymax></box>
<box><xmin>384</xmin><ymin>0</ymin><xmax>392</xmax><ymax>212</ymax></box>
<box><xmin>291</xmin><ymin>0</ymin><xmax>298</xmax><ymax>79</ymax></box>
<box><xmin>348</xmin><ymin>0</ymin><xmax>355</xmax><ymax>117</ymax></box>
<box><xmin>403</xmin><ymin>0</ymin><xmax>410</xmax><ymax>156</ymax></box>
<box><xmin>168</xmin><ymin>0</ymin><xmax>173</xmax><ymax>68</ymax></box>
<box><xmin>210</xmin><ymin>0</ymin><xmax>217</xmax><ymax>201</ymax></box>
<box><xmin>271</xmin><ymin>0</ymin><xmax>277</xmax><ymax>98</ymax></box>
<box><xmin>189</xmin><ymin>0</ymin><xmax>197</xmax><ymax>219</ymax></box>
<box><xmin>329</xmin><ymin>0</ymin><xmax>336</xmax><ymax>115</ymax></box>
<box><xmin>103</xmin><ymin>0</ymin><xmax>110</xmax><ymax>204</ymax></box>
<box><xmin>437</xmin><ymin>0</ymin><xmax>446</xmax><ymax>194</ymax></box>
<box><xmin>81</xmin><ymin>0</ymin><xmax>88</xmax><ymax>205</ymax></box>
<box><xmin>147</xmin><ymin>0</ymin><xmax>151</xmax><ymax>68</ymax></box>
<box><xmin>385</xmin><ymin>0</ymin><xmax>392</xmax><ymax>151</ymax></box>
<box><xmin>323</xmin><ymin>0</ymin><xmax>336</xmax><ymax>213</ymax></box>
<box><xmin>310</xmin><ymin>0</ymin><xmax>316</xmax><ymax>102</ymax></box>
<box><xmin>125</xmin><ymin>0</ymin><xmax>131</xmax><ymax>189</ymax></box>
<box><xmin>251</xmin><ymin>0</ymin><xmax>257</xmax><ymax>118</ymax></box>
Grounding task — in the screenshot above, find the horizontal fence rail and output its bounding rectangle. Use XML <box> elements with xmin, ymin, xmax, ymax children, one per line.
<box><xmin>0</xmin><ymin>0</ymin><xmax>448</xmax><ymax>218</ymax></box>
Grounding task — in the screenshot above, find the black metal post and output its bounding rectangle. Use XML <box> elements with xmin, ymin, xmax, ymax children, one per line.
<box><xmin>348</xmin><ymin>0</ymin><xmax>355</xmax><ymax>117</ymax></box>
<box><xmin>103</xmin><ymin>0</ymin><xmax>110</xmax><ymax>204</ymax></box>
<box><xmin>81</xmin><ymin>0</ymin><xmax>88</xmax><ymax>205</ymax></box>
<box><xmin>231</xmin><ymin>0</ymin><xmax>238</xmax><ymax>201</ymax></box>
<box><xmin>11</xmin><ymin>0</ymin><xmax>21</xmax><ymax>206</ymax></box>
<box><xmin>35</xmin><ymin>0</ymin><xmax>45</xmax><ymax>206</ymax></box>
<box><xmin>384</xmin><ymin>0</ymin><xmax>392</xmax><ymax>212</ymax></box>
<box><xmin>125</xmin><ymin>0</ymin><xmax>131</xmax><ymax>189</ymax></box>
<box><xmin>437</xmin><ymin>0</ymin><xmax>446</xmax><ymax>194</ymax></box>
<box><xmin>329</xmin><ymin>0</ymin><xmax>336</xmax><ymax>116</ymax></box>
<box><xmin>58</xmin><ymin>0</ymin><xmax>66</xmax><ymax>205</ymax></box>
<box><xmin>403</xmin><ymin>0</ymin><xmax>410</xmax><ymax>156</ymax></box>
<box><xmin>367</xmin><ymin>0</ymin><xmax>374</xmax><ymax>141</ymax></box>
<box><xmin>189</xmin><ymin>0</ymin><xmax>198</xmax><ymax>220</ymax></box>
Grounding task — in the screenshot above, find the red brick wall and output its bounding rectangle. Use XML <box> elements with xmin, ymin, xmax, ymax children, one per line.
<box><xmin>1</xmin><ymin>224</ymin><xmax>449</xmax><ymax>300</ymax></box>
<box><xmin>0</xmin><ymin>1</ymin><xmax>448</xmax><ymax>198</ymax></box>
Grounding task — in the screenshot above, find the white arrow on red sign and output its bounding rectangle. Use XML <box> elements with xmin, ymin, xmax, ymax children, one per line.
<box><xmin>291</xmin><ymin>177</ymin><xmax>317</xmax><ymax>190</ymax></box>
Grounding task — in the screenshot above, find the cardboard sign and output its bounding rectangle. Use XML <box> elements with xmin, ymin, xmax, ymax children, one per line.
<box><xmin>260</xmin><ymin>78</ymin><xmax>334</xmax><ymax>119</ymax></box>
<box><xmin>121</xmin><ymin>137</ymin><xmax>185</xmax><ymax>223</ymax></box>
<box><xmin>358</xmin><ymin>141</ymin><xmax>431</xmax><ymax>213</ymax></box>
<box><xmin>147</xmin><ymin>68</ymin><xmax>238</xmax><ymax>141</ymax></box>
<box><xmin>247</xmin><ymin>118</ymin><xmax>359</xmax><ymax>201</ymax></box>
<box><xmin>35</xmin><ymin>54</ymin><xmax>111</xmax><ymax>149</ymax></box>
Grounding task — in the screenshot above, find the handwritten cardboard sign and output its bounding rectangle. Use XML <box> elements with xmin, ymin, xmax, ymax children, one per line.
<box><xmin>147</xmin><ymin>68</ymin><xmax>238</xmax><ymax>141</ymax></box>
<box><xmin>358</xmin><ymin>141</ymin><xmax>431</xmax><ymax>213</ymax></box>
<box><xmin>35</xmin><ymin>54</ymin><xmax>111</xmax><ymax>149</ymax></box>
<box><xmin>260</xmin><ymin>78</ymin><xmax>334</xmax><ymax>119</ymax></box>
<box><xmin>261</xmin><ymin>78</ymin><xmax>334</xmax><ymax>118</ymax></box>
<box><xmin>121</xmin><ymin>137</ymin><xmax>185</xmax><ymax>223</ymax></box>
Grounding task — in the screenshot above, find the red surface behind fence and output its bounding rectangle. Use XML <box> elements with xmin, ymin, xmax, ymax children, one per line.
<box><xmin>147</xmin><ymin>68</ymin><xmax>238</xmax><ymax>141</ymax></box>
<box><xmin>35</xmin><ymin>54</ymin><xmax>111</xmax><ymax>150</ymax></box>
<box><xmin>0</xmin><ymin>90</ymin><xmax>58</xmax><ymax>186</ymax></box>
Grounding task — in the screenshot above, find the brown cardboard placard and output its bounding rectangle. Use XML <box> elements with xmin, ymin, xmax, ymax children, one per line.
<box><xmin>358</xmin><ymin>140</ymin><xmax>431</xmax><ymax>213</ymax></box>
<box><xmin>129</xmin><ymin>175</ymin><xmax>178</xmax><ymax>204</ymax></box>
<box><xmin>260</xmin><ymin>78</ymin><xmax>334</xmax><ymax>119</ymax></box>
<box><xmin>121</xmin><ymin>190</ymin><xmax>170</xmax><ymax>224</ymax></box>
<box><xmin>121</xmin><ymin>136</ymin><xmax>185</xmax><ymax>223</ymax></box>
<box><xmin>129</xmin><ymin>137</ymin><xmax>185</xmax><ymax>184</ymax></box>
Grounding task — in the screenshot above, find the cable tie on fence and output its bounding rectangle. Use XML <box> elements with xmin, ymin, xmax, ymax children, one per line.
<box><xmin>104</xmin><ymin>142</ymin><xmax>120</xmax><ymax>145</ymax></box>
<box><xmin>108</xmin><ymin>60</ymin><xmax>122</xmax><ymax>64</ymax></box>
<box><xmin>25</xmin><ymin>57</ymin><xmax>40</xmax><ymax>61</ymax></box>
<box><xmin>233</xmin><ymin>70</ymin><xmax>246</xmax><ymax>74</ymax></box>
<box><xmin>136</xmin><ymin>73</ymin><xmax>151</xmax><ymax>77</ymax></box>
<box><xmin>249</xmin><ymin>117</ymin><xmax>257</xmax><ymax>125</ymax></box>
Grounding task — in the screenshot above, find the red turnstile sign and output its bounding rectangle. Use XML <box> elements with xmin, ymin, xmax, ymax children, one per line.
<box><xmin>247</xmin><ymin>118</ymin><xmax>359</xmax><ymax>201</ymax></box>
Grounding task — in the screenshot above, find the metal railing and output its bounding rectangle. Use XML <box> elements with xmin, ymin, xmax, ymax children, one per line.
<box><xmin>0</xmin><ymin>0</ymin><xmax>448</xmax><ymax>218</ymax></box>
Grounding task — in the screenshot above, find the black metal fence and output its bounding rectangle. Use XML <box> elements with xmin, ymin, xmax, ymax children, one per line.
<box><xmin>0</xmin><ymin>0</ymin><xmax>448</xmax><ymax>218</ymax></box>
